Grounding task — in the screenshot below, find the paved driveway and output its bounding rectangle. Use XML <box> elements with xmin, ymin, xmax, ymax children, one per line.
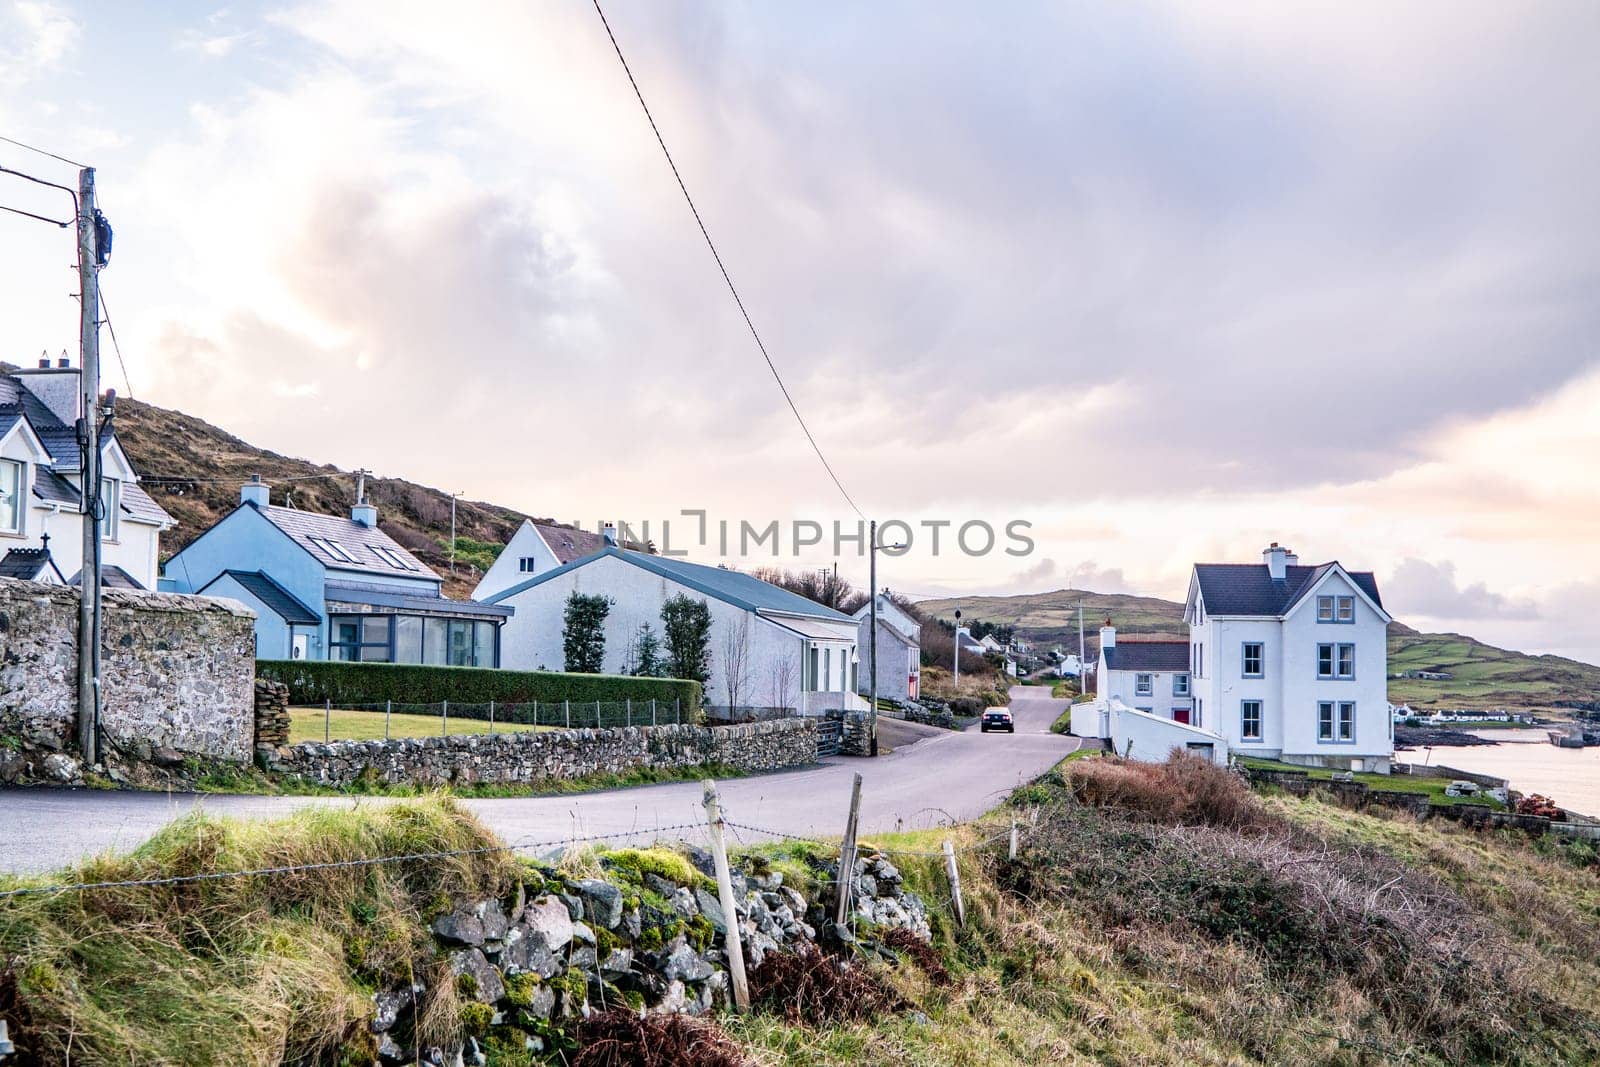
<box><xmin>0</xmin><ymin>687</ymin><xmax>1077</xmax><ymax>876</ymax></box>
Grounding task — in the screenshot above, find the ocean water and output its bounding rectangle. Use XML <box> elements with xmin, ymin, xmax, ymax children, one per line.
<box><xmin>1402</xmin><ymin>729</ymin><xmax>1600</xmax><ymax>817</ymax></box>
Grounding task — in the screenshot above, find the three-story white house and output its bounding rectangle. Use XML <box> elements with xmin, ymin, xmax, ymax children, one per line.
<box><xmin>1185</xmin><ymin>543</ymin><xmax>1393</xmax><ymax>772</ymax></box>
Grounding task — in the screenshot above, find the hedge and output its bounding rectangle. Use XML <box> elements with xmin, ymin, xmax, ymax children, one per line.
<box><xmin>256</xmin><ymin>660</ymin><xmax>702</xmax><ymax>714</ymax></box>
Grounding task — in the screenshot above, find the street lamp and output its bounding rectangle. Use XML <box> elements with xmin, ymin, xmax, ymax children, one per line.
<box><xmin>953</xmin><ymin>608</ymin><xmax>963</xmax><ymax>685</ymax></box>
<box><xmin>867</xmin><ymin>519</ymin><xmax>906</xmax><ymax>757</ymax></box>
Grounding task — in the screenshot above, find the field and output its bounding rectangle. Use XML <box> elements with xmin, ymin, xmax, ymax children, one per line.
<box><xmin>288</xmin><ymin>707</ymin><xmax>550</xmax><ymax>744</ymax></box>
<box><xmin>1236</xmin><ymin>756</ymin><xmax>1504</xmax><ymax>808</ymax></box>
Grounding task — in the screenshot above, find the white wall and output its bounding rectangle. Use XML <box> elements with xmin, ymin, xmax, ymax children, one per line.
<box><xmin>1099</xmin><ymin>667</ymin><xmax>1194</xmax><ymax>721</ymax></box>
<box><xmin>473</xmin><ymin>521</ymin><xmax>559</xmax><ymax>601</ymax></box>
<box><xmin>496</xmin><ymin>554</ymin><xmax>860</xmax><ymax>710</ymax></box>
<box><xmin>1109</xmin><ymin>700</ymin><xmax>1229</xmax><ymax>765</ymax></box>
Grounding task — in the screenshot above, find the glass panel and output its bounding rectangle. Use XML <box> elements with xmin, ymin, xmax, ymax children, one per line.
<box><xmin>475</xmin><ymin>621</ymin><xmax>496</xmax><ymax>667</ymax></box>
<box><xmin>1337</xmin><ymin>597</ymin><xmax>1354</xmax><ymax>622</ymax></box>
<box><xmin>1317</xmin><ymin>597</ymin><xmax>1333</xmax><ymax>622</ymax></box>
<box><xmin>0</xmin><ymin>460</ymin><xmax>18</xmax><ymax>533</ymax></box>
<box><xmin>394</xmin><ymin>616</ymin><xmax>423</xmax><ymax>664</ymax></box>
<box><xmin>823</xmin><ymin>648</ymin><xmax>831</xmax><ymax>692</ymax></box>
<box><xmin>362</xmin><ymin>616</ymin><xmax>390</xmax><ymax>644</ymax></box>
<box><xmin>423</xmin><ymin>618</ymin><xmax>449</xmax><ymax>665</ymax></box>
<box><xmin>448</xmin><ymin>621</ymin><xmax>472</xmax><ymax>666</ymax></box>
<box><xmin>333</xmin><ymin>618</ymin><xmax>361</xmax><ymax>646</ymax></box>
<box><xmin>360</xmin><ymin>644</ymin><xmax>392</xmax><ymax>662</ymax></box>
<box><xmin>101</xmin><ymin>479</ymin><xmax>118</xmax><ymax>540</ymax></box>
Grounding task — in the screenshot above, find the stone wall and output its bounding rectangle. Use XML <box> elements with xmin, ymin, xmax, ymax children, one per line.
<box><xmin>0</xmin><ymin>579</ymin><xmax>256</xmax><ymax>784</ymax></box>
<box><xmin>263</xmin><ymin>717</ymin><xmax>818</xmax><ymax>788</ymax></box>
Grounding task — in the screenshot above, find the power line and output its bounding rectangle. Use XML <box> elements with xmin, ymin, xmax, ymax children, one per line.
<box><xmin>589</xmin><ymin>0</ymin><xmax>866</xmax><ymax>520</ymax></box>
<box><xmin>96</xmin><ymin>280</ymin><xmax>134</xmax><ymax>398</ymax></box>
<box><xmin>0</xmin><ymin>201</ymin><xmax>71</xmax><ymax>227</ymax></box>
<box><xmin>137</xmin><ymin>471</ymin><xmax>353</xmax><ymax>486</ymax></box>
<box><xmin>0</xmin><ymin>131</ymin><xmax>86</xmax><ymax>168</ymax></box>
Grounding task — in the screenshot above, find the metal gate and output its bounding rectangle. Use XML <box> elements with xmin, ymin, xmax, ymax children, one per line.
<box><xmin>815</xmin><ymin>719</ymin><xmax>843</xmax><ymax>757</ymax></box>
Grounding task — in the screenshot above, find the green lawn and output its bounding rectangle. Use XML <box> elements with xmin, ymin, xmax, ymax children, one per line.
<box><xmin>1237</xmin><ymin>756</ymin><xmax>1505</xmax><ymax>809</ymax></box>
<box><xmin>288</xmin><ymin>707</ymin><xmax>551</xmax><ymax>744</ymax></box>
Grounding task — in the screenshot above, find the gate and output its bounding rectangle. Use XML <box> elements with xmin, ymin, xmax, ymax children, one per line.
<box><xmin>815</xmin><ymin>718</ymin><xmax>844</xmax><ymax>757</ymax></box>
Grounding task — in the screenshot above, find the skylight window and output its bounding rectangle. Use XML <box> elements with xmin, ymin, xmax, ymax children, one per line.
<box><xmin>371</xmin><ymin>545</ymin><xmax>412</xmax><ymax>570</ymax></box>
<box><xmin>309</xmin><ymin>536</ymin><xmax>359</xmax><ymax>564</ymax></box>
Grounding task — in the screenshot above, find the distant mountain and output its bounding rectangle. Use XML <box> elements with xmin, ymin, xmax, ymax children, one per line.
<box><xmin>917</xmin><ymin>588</ymin><xmax>1600</xmax><ymax>714</ymax></box>
<box><xmin>114</xmin><ymin>398</ymin><xmax>555</xmax><ymax>599</ymax></box>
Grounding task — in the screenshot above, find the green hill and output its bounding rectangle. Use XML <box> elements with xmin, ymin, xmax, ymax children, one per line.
<box><xmin>918</xmin><ymin>589</ymin><xmax>1600</xmax><ymax>715</ymax></box>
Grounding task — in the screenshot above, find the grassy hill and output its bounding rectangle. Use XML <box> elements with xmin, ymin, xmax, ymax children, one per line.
<box><xmin>114</xmin><ymin>398</ymin><xmax>556</xmax><ymax>598</ymax></box>
<box><xmin>919</xmin><ymin>589</ymin><xmax>1600</xmax><ymax>714</ymax></box>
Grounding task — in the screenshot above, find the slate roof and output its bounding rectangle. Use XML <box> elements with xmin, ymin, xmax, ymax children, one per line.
<box><xmin>486</xmin><ymin>547</ymin><xmax>855</xmax><ymax>622</ymax></box>
<box><xmin>121</xmin><ymin>483</ymin><xmax>171</xmax><ymax>525</ymax></box>
<box><xmin>252</xmin><ymin>504</ymin><xmax>439</xmax><ymax>580</ymax></box>
<box><xmin>1192</xmin><ymin>563</ymin><xmax>1383</xmax><ymax>617</ymax></box>
<box><xmin>31</xmin><ymin>467</ymin><xmax>79</xmax><ymax>506</ymax></box>
<box><xmin>0</xmin><ymin>547</ymin><xmax>64</xmax><ymax>582</ymax></box>
<box><xmin>69</xmin><ymin>565</ymin><xmax>145</xmax><ymax>590</ymax></box>
<box><xmin>0</xmin><ymin>406</ymin><xmax>20</xmax><ymax>440</ymax></box>
<box><xmin>325</xmin><ymin>580</ymin><xmax>513</xmax><ymax>618</ymax></box>
<box><xmin>535</xmin><ymin>523</ymin><xmax>606</xmax><ymax>564</ymax></box>
<box><xmin>1102</xmin><ymin>641</ymin><xmax>1191</xmax><ymax>673</ymax></box>
<box><xmin>211</xmin><ymin>570</ymin><xmax>320</xmax><ymax>625</ymax></box>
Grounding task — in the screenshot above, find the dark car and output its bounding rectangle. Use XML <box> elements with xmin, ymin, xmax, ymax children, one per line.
<box><xmin>980</xmin><ymin>708</ymin><xmax>1015</xmax><ymax>733</ymax></box>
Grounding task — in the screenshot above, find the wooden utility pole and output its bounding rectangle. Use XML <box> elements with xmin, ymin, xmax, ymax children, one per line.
<box><xmin>75</xmin><ymin>166</ymin><xmax>102</xmax><ymax>766</ymax></box>
<box><xmin>868</xmin><ymin>521</ymin><xmax>877</xmax><ymax>733</ymax></box>
<box><xmin>834</xmin><ymin>772</ymin><xmax>863</xmax><ymax>927</ymax></box>
<box><xmin>701</xmin><ymin>780</ymin><xmax>750</xmax><ymax>1011</ymax></box>
<box><xmin>449</xmin><ymin>490</ymin><xmax>460</xmax><ymax>573</ymax></box>
<box><xmin>943</xmin><ymin>840</ymin><xmax>966</xmax><ymax>928</ymax></box>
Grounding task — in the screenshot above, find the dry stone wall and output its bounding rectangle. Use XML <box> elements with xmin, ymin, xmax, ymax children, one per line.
<box><xmin>264</xmin><ymin>717</ymin><xmax>819</xmax><ymax>788</ymax></box>
<box><xmin>0</xmin><ymin>579</ymin><xmax>256</xmax><ymax>785</ymax></box>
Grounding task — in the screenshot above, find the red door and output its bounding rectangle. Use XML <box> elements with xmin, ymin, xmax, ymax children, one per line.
<box><xmin>1173</xmin><ymin>707</ymin><xmax>1191</xmax><ymax>724</ymax></box>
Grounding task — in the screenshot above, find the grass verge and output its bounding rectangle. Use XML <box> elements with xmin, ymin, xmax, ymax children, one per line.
<box><xmin>1237</xmin><ymin>756</ymin><xmax>1506</xmax><ymax>808</ymax></box>
<box><xmin>288</xmin><ymin>707</ymin><xmax>553</xmax><ymax>744</ymax></box>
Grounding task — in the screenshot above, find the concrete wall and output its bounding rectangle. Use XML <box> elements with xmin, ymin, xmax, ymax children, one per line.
<box><xmin>264</xmin><ymin>717</ymin><xmax>819</xmax><ymax>788</ymax></box>
<box><xmin>0</xmin><ymin>579</ymin><xmax>257</xmax><ymax>780</ymax></box>
<box><xmin>1098</xmin><ymin>666</ymin><xmax>1193</xmax><ymax>721</ymax></box>
<box><xmin>857</xmin><ymin>616</ymin><xmax>916</xmax><ymax>702</ymax></box>
<box><xmin>1107</xmin><ymin>700</ymin><xmax>1230</xmax><ymax>765</ymax></box>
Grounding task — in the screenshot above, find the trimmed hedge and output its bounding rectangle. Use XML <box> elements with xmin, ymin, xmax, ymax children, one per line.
<box><xmin>256</xmin><ymin>660</ymin><xmax>702</xmax><ymax>713</ymax></box>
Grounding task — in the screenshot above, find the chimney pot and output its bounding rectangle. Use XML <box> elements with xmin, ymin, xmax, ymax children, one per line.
<box><xmin>602</xmin><ymin>522</ymin><xmax>618</xmax><ymax>547</ymax></box>
<box><xmin>56</xmin><ymin>358</ymin><xmax>69</xmax><ymax>369</ymax></box>
<box><xmin>37</xmin><ymin>357</ymin><xmax>50</xmax><ymax>369</ymax></box>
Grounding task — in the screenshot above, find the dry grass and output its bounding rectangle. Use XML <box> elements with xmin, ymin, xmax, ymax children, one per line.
<box><xmin>573</xmin><ymin>1011</ymin><xmax>753</xmax><ymax>1067</ymax></box>
<box><xmin>1067</xmin><ymin>751</ymin><xmax>1265</xmax><ymax>829</ymax></box>
<box><xmin>749</xmin><ymin>944</ymin><xmax>904</xmax><ymax>1025</ymax></box>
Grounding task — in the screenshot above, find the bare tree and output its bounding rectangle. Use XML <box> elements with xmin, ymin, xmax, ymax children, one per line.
<box><xmin>768</xmin><ymin>655</ymin><xmax>797</xmax><ymax>715</ymax></box>
<box><xmin>722</xmin><ymin>614</ymin><xmax>752</xmax><ymax>709</ymax></box>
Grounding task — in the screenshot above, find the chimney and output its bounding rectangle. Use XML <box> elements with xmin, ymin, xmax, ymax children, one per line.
<box><xmin>602</xmin><ymin>522</ymin><xmax>618</xmax><ymax>547</ymax></box>
<box><xmin>1263</xmin><ymin>542</ymin><xmax>1291</xmax><ymax>581</ymax></box>
<box><xmin>14</xmin><ymin>359</ymin><xmax>81</xmax><ymax>426</ymax></box>
<box><xmin>37</xmin><ymin>356</ymin><xmax>50</xmax><ymax>369</ymax></box>
<box><xmin>56</xmin><ymin>357</ymin><xmax>69</xmax><ymax>369</ymax></box>
<box><xmin>240</xmin><ymin>475</ymin><xmax>270</xmax><ymax>508</ymax></box>
<box><xmin>1099</xmin><ymin>619</ymin><xmax>1116</xmax><ymax>650</ymax></box>
<box><xmin>351</xmin><ymin>469</ymin><xmax>377</xmax><ymax>527</ymax></box>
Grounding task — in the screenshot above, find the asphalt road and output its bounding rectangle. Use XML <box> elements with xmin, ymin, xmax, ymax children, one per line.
<box><xmin>0</xmin><ymin>686</ymin><xmax>1077</xmax><ymax>876</ymax></box>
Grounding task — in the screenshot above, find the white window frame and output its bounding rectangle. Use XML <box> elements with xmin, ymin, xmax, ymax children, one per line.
<box><xmin>1240</xmin><ymin>699</ymin><xmax>1263</xmax><ymax>741</ymax></box>
<box><xmin>1241</xmin><ymin>642</ymin><xmax>1263</xmax><ymax>678</ymax></box>
<box><xmin>100</xmin><ymin>478</ymin><xmax>119</xmax><ymax>541</ymax></box>
<box><xmin>1336</xmin><ymin>596</ymin><xmax>1355</xmax><ymax>623</ymax></box>
<box><xmin>1317</xmin><ymin>643</ymin><xmax>1335</xmax><ymax>679</ymax></box>
<box><xmin>0</xmin><ymin>459</ymin><xmax>22</xmax><ymax>535</ymax></box>
<box><xmin>1135</xmin><ymin>673</ymin><xmax>1153</xmax><ymax>696</ymax></box>
<box><xmin>519</xmin><ymin>556</ymin><xmax>537</xmax><ymax>573</ymax></box>
<box><xmin>1317</xmin><ymin>595</ymin><xmax>1334</xmax><ymax>622</ymax></box>
<box><xmin>1338</xmin><ymin>701</ymin><xmax>1356</xmax><ymax>741</ymax></box>
<box><xmin>1336</xmin><ymin>643</ymin><xmax>1355</xmax><ymax>679</ymax></box>
<box><xmin>1172</xmin><ymin>673</ymin><xmax>1190</xmax><ymax>696</ymax></box>
<box><xmin>1317</xmin><ymin>701</ymin><xmax>1335</xmax><ymax>741</ymax></box>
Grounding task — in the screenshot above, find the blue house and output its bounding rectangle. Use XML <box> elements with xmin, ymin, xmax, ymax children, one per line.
<box><xmin>162</xmin><ymin>478</ymin><xmax>511</xmax><ymax>663</ymax></box>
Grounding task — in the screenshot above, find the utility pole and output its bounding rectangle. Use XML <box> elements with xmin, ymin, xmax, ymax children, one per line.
<box><xmin>1078</xmin><ymin>603</ymin><xmax>1085</xmax><ymax>676</ymax></box>
<box><xmin>953</xmin><ymin>607</ymin><xmax>962</xmax><ymax>685</ymax></box>
<box><xmin>75</xmin><ymin>166</ymin><xmax>102</xmax><ymax>766</ymax></box>
<box><xmin>449</xmin><ymin>491</ymin><xmax>460</xmax><ymax>573</ymax></box>
<box><xmin>868</xmin><ymin>520</ymin><xmax>877</xmax><ymax>722</ymax></box>
<box><xmin>355</xmin><ymin>467</ymin><xmax>369</xmax><ymax>504</ymax></box>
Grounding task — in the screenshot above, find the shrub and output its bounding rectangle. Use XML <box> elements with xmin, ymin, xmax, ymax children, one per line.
<box><xmin>948</xmin><ymin>696</ymin><xmax>984</xmax><ymax>717</ymax></box>
<box><xmin>748</xmin><ymin>944</ymin><xmax>902</xmax><ymax>1024</ymax></box>
<box><xmin>257</xmin><ymin>659</ymin><xmax>701</xmax><ymax>714</ymax></box>
<box><xmin>572</xmin><ymin>1010</ymin><xmax>750</xmax><ymax>1067</ymax></box>
<box><xmin>1067</xmin><ymin>752</ymin><xmax>1262</xmax><ymax>830</ymax></box>
<box><xmin>881</xmin><ymin>927</ymin><xmax>950</xmax><ymax>987</ymax></box>
<box><xmin>563</xmin><ymin>593</ymin><xmax>612</xmax><ymax>674</ymax></box>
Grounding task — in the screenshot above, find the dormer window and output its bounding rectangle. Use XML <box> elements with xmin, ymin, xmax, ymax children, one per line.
<box><xmin>0</xmin><ymin>460</ymin><xmax>22</xmax><ymax>534</ymax></box>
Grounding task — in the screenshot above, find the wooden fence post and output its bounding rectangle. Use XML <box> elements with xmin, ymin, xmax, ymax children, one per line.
<box><xmin>564</xmin><ymin>700</ymin><xmax>570</xmax><ymax>730</ymax></box>
<box><xmin>943</xmin><ymin>841</ymin><xmax>966</xmax><ymax>928</ymax></box>
<box><xmin>324</xmin><ymin>698</ymin><xmax>330</xmax><ymax>743</ymax></box>
<box><xmin>701</xmin><ymin>780</ymin><xmax>750</xmax><ymax>1012</ymax></box>
<box><xmin>442</xmin><ymin>699</ymin><xmax>449</xmax><ymax>737</ymax></box>
<box><xmin>834</xmin><ymin>773</ymin><xmax>864</xmax><ymax>927</ymax></box>
<box><xmin>626</xmin><ymin>698</ymin><xmax>632</xmax><ymax>728</ymax></box>
<box><xmin>651</xmin><ymin>698</ymin><xmax>657</xmax><ymax>726</ymax></box>
<box><xmin>488</xmin><ymin>699</ymin><xmax>496</xmax><ymax>735</ymax></box>
<box><xmin>384</xmin><ymin>699</ymin><xmax>392</xmax><ymax>741</ymax></box>
<box><xmin>595</xmin><ymin>700</ymin><xmax>601</xmax><ymax>729</ymax></box>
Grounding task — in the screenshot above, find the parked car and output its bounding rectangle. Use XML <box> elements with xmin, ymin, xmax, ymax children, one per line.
<box><xmin>980</xmin><ymin>708</ymin><xmax>1014</xmax><ymax>733</ymax></box>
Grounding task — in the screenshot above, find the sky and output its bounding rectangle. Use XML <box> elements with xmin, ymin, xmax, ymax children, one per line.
<box><xmin>2</xmin><ymin>1</ymin><xmax>1598</xmax><ymax>662</ymax></box>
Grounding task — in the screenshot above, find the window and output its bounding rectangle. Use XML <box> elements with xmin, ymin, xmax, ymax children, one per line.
<box><xmin>1318</xmin><ymin>701</ymin><xmax>1335</xmax><ymax>740</ymax></box>
<box><xmin>1241</xmin><ymin>700</ymin><xmax>1263</xmax><ymax>740</ymax></box>
<box><xmin>394</xmin><ymin>616</ymin><xmax>422</xmax><ymax>662</ymax></box>
<box><xmin>1242</xmin><ymin>642</ymin><xmax>1263</xmax><ymax>678</ymax></box>
<box><xmin>1316</xmin><ymin>596</ymin><xmax>1334</xmax><ymax>622</ymax></box>
<box><xmin>1336</xmin><ymin>596</ymin><xmax>1355</xmax><ymax>623</ymax></box>
<box><xmin>807</xmin><ymin>646</ymin><xmax>820</xmax><ymax>692</ymax></box>
<box><xmin>310</xmin><ymin>536</ymin><xmax>359</xmax><ymax>564</ymax></box>
<box><xmin>370</xmin><ymin>545</ymin><xmax>410</xmax><ymax>569</ymax></box>
<box><xmin>1135</xmin><ymin>673</ymin><xmax>1153</xmax><ymax>696</ymax></box>
<box><xmin>1193</xmin><ymin>699</ymin><xmax>1203</xmax><ymax>727</ymax></box>
<box><xmin>519</xmin><ymin>556</ymin><xmax>537</xmax><ymax>573</ymax></box>
<box><xmin>823</xmin><ymin>648</ymin><xmax>832</xmax><ymax>692</ymax></box>
<box><xmin>0</xmin><ymin>459</ymin><xmax>20</xmax><ymax>534</ymax></box>
<box><xmin>1318</xmin><ymin>594</ymin><xmax>1355</xmax><ymax>623</ymax></box>
<box><xmin>1338</xmin><ymin>702</ymin><xmax>1356</xmax><ymax>741</ymax></box>
<box><xmin>1173</xmin><ymin>673</ymin><xmax>1190</xmax><ymax>696</ymax></box>
<box><xmin>1337</xmin><ymin>643</ymin><xmax>1355</xmax><ymax>678</ymax></box>
<box><xmin>1317</xmin><ymin>643</ymin><xmax>1338</xmax><ymax>678</ymax></box>
<box><xmin>424</xmin><ymin>618</ymin><xmax>449</xmax><ymax>665</ymax></box>
<box><xmin>100</xmin><ymin>478</ymin><xmax>118</xmax><ymax>540</ymax></box>
<box><xmin>330</xmin><ymin>614</ymin><xmax>391</xmax><ymax>662</ymax></box>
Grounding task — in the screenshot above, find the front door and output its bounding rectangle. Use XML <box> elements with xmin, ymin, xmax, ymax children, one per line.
<box><xmin>291</xmin><ymin>633</ymin><xmax>310</xmax><ymax>660</ymax></box>
<box><xmin>1173</xmin><ymin>707</ymin><xmax>1191</xmax><ymax>724</ymax></box>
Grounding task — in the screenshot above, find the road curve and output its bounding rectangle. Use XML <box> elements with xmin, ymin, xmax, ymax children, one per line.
<box><xmin>0</xmin><ymin>686</ymin><xmax>1078</xmax><ymax>876</ymax></box>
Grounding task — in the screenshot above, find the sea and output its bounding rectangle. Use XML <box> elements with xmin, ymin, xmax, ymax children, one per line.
<box><xmin>1402</xmin><ymin>728</ymin><xmax>1600</xmax><ymax>817</ymax></box>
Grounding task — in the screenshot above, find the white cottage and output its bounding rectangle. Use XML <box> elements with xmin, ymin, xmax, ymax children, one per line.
<box><xmin>1</xmin><ymin>359</ymin><xmax>173</xmax><ymax>589</ymax></box>
<box><xmin>471</xmin><ymin>519</ymin><xmax>607</xmax><ymax>601</ymax></box>
<box><xmin>484</xmin><ymin>547</ymin><xmax>867</xmax><ymax>715</ymax></box>
<box><xmin>852</xmin><ymin>593</ymin><xmax>922</xmax><ymax>703</ymax></box>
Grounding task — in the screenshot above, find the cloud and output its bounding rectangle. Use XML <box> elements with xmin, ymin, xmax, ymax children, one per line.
<box><xmin>1385</xmin><ymin>559</ymin><xmax>1539</xmax><ymax>622</ymax></box>
<box><xmin>0</xmin><ymin>1</ymin><xmax>77</xmax><ymax>86</ymax></box>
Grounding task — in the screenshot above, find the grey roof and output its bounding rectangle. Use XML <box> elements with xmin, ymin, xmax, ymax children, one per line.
<box><xmin>69</xmin><ymin>565</ymin><xmax>145</xmax><ymax>590</ymax></box>
<box><xmin>31</xmin><ymin>467</ymin><xmax>80</xmax><ymax>506</ymax></box>
<box><xmin>121</xmin><ymin>482</ymin><xmax>173</xmax><ymax>526</ymax></box>
<box><xmin>0</xmin><ymin>406</ymin><xmax>19</xmax><ymax>439</ymax></box>
<box><xmin>1193</xmin><ymin>563</ymin><xmax>1383</xmax><ymax>617</ymax></box>
<box><xmin>1102</xmin><ymin>642</ymin><xmax>1190</xmax><ymax>672</ymax></box>
<box><xmin>252</xmin><ymin>503</ymin><xmax>439</xmax><ymax>580</ymax></box>
<box><xmin>212</xmin><ymin>570</ymin><xmax>320</xmax><ymax>625</ymax></box>
<box><xmin>535</xmin><ymin>523</ymin><xmax>606</xmax><ymax>564</ymax></box>
<box><xmin>325</xmin><ymin>580</ymin><xmax>513</xmax><ymax>618</ymax></box>
<box><xmin>485</xmin><ymin>547</ymin><xmax>855</xmax><ymax>622</ymax></box>
<box><xmin>0</xmin><ymin>547</ymin><xmax>64</xmax><ymax>582</ymax></box>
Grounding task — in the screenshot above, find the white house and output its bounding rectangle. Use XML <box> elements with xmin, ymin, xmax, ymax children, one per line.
<box><xmin>472</xmin><ymin>519</ymin><xmax>606</xmax><ymax>601</ymax></box>
<box><xmin>853</xmin><ymin>592</ymin><xmax>921</xmax><ymax>703</ymax></box>
<box><xmin>1077</xmin><ymin>543</ymin><xmax>1394</xmax><ymax>772</ymax></box>
<box><xmin>1</xmin><ymin>359</ymin><xmax>173</xmax><ymax>590</ymax></box>
<box><xmin>1094</xmin><ymin>625</ymin><xmax>1193</xmax><ymax>721</ymax></box>
<box><xmin>483</xmin><ymin>546</ymin><xmax>868</xmax><ymax>715</ymax></box>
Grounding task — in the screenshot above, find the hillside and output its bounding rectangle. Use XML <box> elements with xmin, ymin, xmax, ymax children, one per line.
<box><xmin>919</xmin><ymin>589</ymin><xmax>1600</xmax><ymax>714</ymax></box>
<box><xmin>115</xmin><ymin>398</ymin><xmax>551</xmax><ymax>598</ymax></box>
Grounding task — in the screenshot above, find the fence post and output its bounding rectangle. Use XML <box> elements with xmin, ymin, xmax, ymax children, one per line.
<box><xmin>834</xmin><ymin>772</ymin><xmax>864</xmax><ymax>928</ymax></box>
<box><xmin>676</xmin><ymin>698</ymin><xmax>682</xmax><ymax>725</ymax></box>
<box><xmin>701</xmin><ymin>780</ymin><xmax>750</xmax><ymax>1012</ymax></box>
<box><xmin>564</xmin><ymin>700</ymin><xmax>570</xmax><ymax>730</ymax></box>
<box><xmin>942</xmin><ymin>841</ymin><xmax>966</xmax><ymax>928</ymax></box>
<box><xmin>385</xmin><ymin>699</ymin><xmax>392</xmax><ymax>741</ymax></box>
<box><xmin>595</xmin><ymin>700</ymin><xmax>601</xmax><ymax>729</ymax></box>
<box><xmin>442</xmin><ymin>699</ymin><xmax>449</xmax><ymax>737</ymax></box>
<box><xmin>324</xmin><ymin>698</ymin><xmax>331</xmax><ymax>743</ymax></box>
<box><xmin>489</xmin><ymin>699</ymin><xmax>495</xmax><ymax>735</ymax></box>
<box><xmin>626</xmin><ymin>698</ymin><xmax>632</xmax><ymax>728</ymax></box>
<box><xmin>651</xmin><ymin>698</ymin><xmax>657</xmax><ymax>726</ymax></box>
<box><xmin>1008</xmin><ymin>817</ymin><xmax>1019</xmax><ymax>861</ymax></box>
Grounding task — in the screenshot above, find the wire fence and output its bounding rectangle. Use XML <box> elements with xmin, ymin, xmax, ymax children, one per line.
<box><xmin>293</xmin><ymin>698</ymin><xmax>694</xmax><ymax>742</ymax></box>
<box><xmin>701</xmin><ymin>705</ymin><xmax>802</xmax><ymax>724</ymax></box>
